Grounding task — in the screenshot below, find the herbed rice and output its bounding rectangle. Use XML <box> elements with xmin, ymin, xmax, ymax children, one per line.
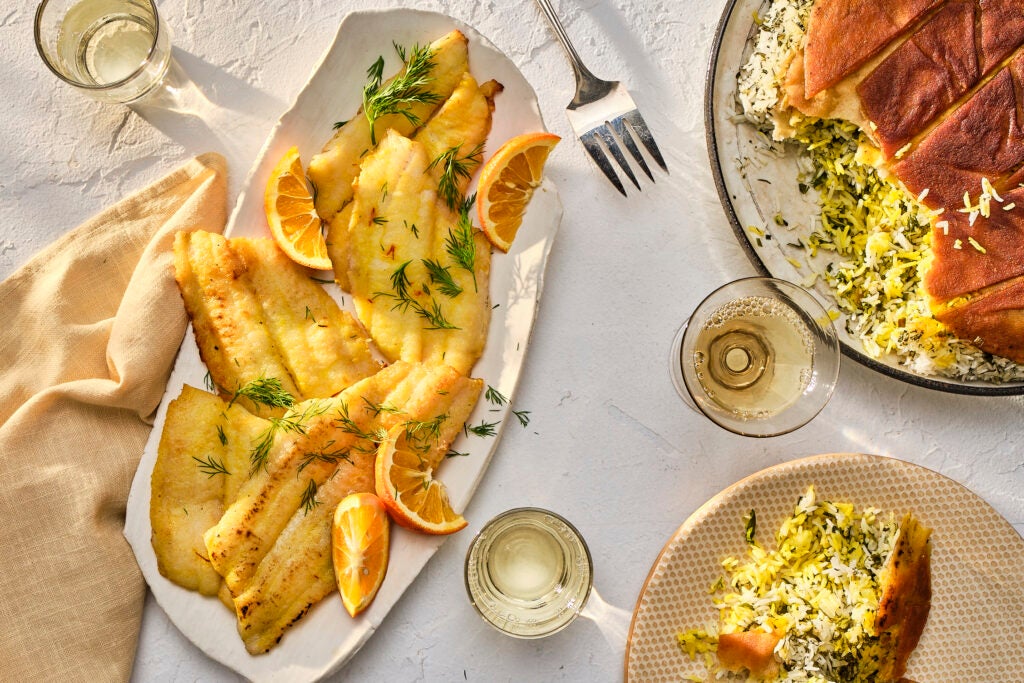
<box><xmin>734</xmin><ymin>0</ymin><xmax>1024</xmax><ymax>383</ymax></box>
<box><xmin>677</xmin><ymin>486</ymin><xmax>899</xmax><ymax>682</ymax></box>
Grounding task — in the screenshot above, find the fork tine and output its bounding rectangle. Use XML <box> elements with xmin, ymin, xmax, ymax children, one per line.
<box><xmin>580</xmin><ymin>130</ymin><xmax>627</xmax><ymax>196</ymax></box>
<box><xmin>622</xmin><ymin>110</ymin><xmax>668</xmax><ymax>173</ymax></box>
<box><xmin>610</xmin><ymin>115</ymin><xmax>653</xmax><ymax>181</ymax></box>
<box><xmin>594</xmin><ymin>125</ymin><xmax>641</xmax><ymax>191</ymax></box>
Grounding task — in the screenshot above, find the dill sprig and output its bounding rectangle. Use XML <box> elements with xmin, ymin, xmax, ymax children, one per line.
<box><xmin>466</xmin><ymin>420</ymin><xmax>499</xmax><ymax>438</ymax></box>
<box><xmin>445</xmin><ymin>449</ymin><xmax>469</xmax><ymax>458</ymax></box>
<box><xmin>361</xmin><ymin>397</ymin><xmax>404</xmax><ymax>418</ymax></box>
<box><xmin>193</xmin><ymin>454</ymin><xmax>230</xmax><ymax>478</ymax></box>
<box><xmin>298</xmin><ymin>440</ymin><xmax>353</xmax><ymax>474</ymax></box>
<box><xmin>248</xmin><ymin>401</ymin><xmax>329</xmax><ymax>476</ymax></box>
<box><xmin>300</xmin><ymin>479</ymin><xmax>321</xmax><ymax>514</ymax></box>
<box><xmin>513</xmin><ymin>409</ymin><xmax>531</xmax><ymax>427</ymax></box>
<box><xmin>403</xmin><ymin>413</ymin><xmax>449</xmax><ymax>446</ymax></box>
<box><xmin>422</xmin><ymin>258</ymin><xmax>463</xmax><ymax>298</ymax></box>
<box><xmin>372</xmin><ymin>261</ymin><xmax>459</xmax><ymax>330</ymax></box>
<box><xmin>484</xmin><ymin>385</ymin><xmax>508</xmax><ymax>406</ymax></box>
<box><xmin>444</xmin><ymin>195</ymin><xmax>478</xmax><ymax>291</ymax></box>
<box><xmin>229</xmin><ymin>377</ymin><xmax>296</xmax><ymax>411</ymax></box>
<box><xmin>335</xmin><ymin>402</ymin><xmax>390</xmax><ymax>451</ymax></box>
<box><xmin>429</xmin><ymin>143</ymin><xmax>484</xmax><ymax>210</ymax></box>
<box><xmin>362</xmin><ymin>43</ymin><xmax>440</xmax><ymax>145</ymax></box>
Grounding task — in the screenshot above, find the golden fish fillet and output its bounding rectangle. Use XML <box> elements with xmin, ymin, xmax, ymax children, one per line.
<box><xmin>233</xmin><ymin>363</ymin><xmax>481</xmax><ymax>654</ymax></box>
<box><xmin>327</xmin><ymin>71</ymin><xmax>501</xmax><ymax>292</ymax></box>
<box><xmin>204</xmin><ymin>361</ymin><xmax>414</xmax><ymax>594</ymax></box>
<box><xmin>414</xmin><ymin>72</ymin><xmax>502</xmax><ymax>191</ymax></box>
<box><xmin>173</xmin><ymin>231</ymin><xmax>379</xmax><ymax>407</ymax></box>
<box><xmin>307</xmin><ymin>30</ymin><xmax>469</xmax><ymax>221</ymax></box>
<box><xmin>150</xmin><ymin>385</ymin><xmax>269</xmax><ymax>596</ymax></box>
<box><xmin>340</xmin><ymin>130</ymin><xmax>492</xmax><ymax>375</ymax></box>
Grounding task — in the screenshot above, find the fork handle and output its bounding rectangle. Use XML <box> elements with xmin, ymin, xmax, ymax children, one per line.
<box><xmin>535</xmin><ymin>0</ymin><xmax>615</xmax><ymax>104</ymax></box>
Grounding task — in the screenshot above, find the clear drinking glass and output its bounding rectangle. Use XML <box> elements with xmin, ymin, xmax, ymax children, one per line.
<box><xmin>670</xmin><ymin>277</ymin><xmax>841</xmax><ymax>437</ymax></box>
<box><xmin>35</xmin><ymin>0</ymin><xmax>172</xmax><ymax>104</ymax></box>
<box><xmin>465</xmin><ymin>507</ymin><xmax>593</xmax><ymax>638</ymax></box>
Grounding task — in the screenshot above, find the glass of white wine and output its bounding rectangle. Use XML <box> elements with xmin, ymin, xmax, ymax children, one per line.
<box><xmin>465</xmin><ymin>507</ymin><xmax>593</xmax><ymax>638</ymax></box>
<box><xmin>670</xmin><ymin>277</ymin><xmax>841</xmax><ymax>437</ymax></box>
<box><xmin>35</xmin><ymin>0</ymin><xmax>172</xmax><ymax>104</ymax></box>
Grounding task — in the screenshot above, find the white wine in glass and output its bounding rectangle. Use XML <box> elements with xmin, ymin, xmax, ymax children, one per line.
<box><xmin>465</xmin><ymin>508</ymin><xmax>593</xmax><ymax>638</ymax></box>
<box><xmin>672</xmin><ymin>278</ymin><xmax>840</xmax><ymax>437</ymax></box>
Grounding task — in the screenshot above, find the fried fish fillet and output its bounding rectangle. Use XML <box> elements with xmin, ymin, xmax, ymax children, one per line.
<box><xmin>327</xmin><ymin>71</ymin><xmax>501</xmax><ymax>292</ymax></box>
<box><xmin>150</xmin><ymin>385</ymin><xmax>269</xmax><ymax>596</ymax></box>
<box><xmin>307</xmin><ymin>30</ymin><xmax>470</xmax><ymax>221</ymax></box>
<box><xmin>340</xmin><ymin>130</ymin><xmax>491</xmax><ymax>375</ymax></box>
<box><xmin>876</xmin><ymin>513</ymin><xmax>933</xmax><ymax>682</ymax></box>
<box><xmin>173</xmin><ymin>231</ymin><xmax>379</xmax><ymax>407</ymax></box>
<box><xmin>233</xmin><ymin>363</ymin><xmax>481</xmax><ymax>654</ymax></box>
<box><xmin>204</xmin><ymin>362</ymin><xmax>482</xmax><ymax>605</ymax></box>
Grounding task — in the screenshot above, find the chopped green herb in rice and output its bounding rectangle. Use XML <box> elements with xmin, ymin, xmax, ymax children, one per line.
<box><xmin>677</xmin><ymin>486</ymin><xmax>899</xmax><ymax>682</ymax></box>
<box><xmin>734</xmin><ymin>0</ymin><xmax>1024</xmax><ymax>383</ymax></box>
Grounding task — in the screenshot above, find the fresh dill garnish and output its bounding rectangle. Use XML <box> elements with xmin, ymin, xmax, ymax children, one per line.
<box><xmin>193</xmin><ymin>454</ymin><xmax>230</xmax><ymax>478</ymax></box>
<box><xmin>512</xmin><ymin>409</ymin><xmax>531</xmax><ymax>427</ymax></box>
<box><xmin>334</xmin><ymin>401</ymin><xmax>389</xmax><ymax>450</ymax></box>
<box><xmin>444</xmin><ymin>195</ymin><xmax>478</xmax><ymax>291</ymax></box>
<box><xmin>300</xmin><ymin>479</ymin><xmax>321</xmax><ymax>514</ymax></box>
<box><xmin>361</xmin><ymin>397</ymin><xmax>404</xmax><ymax>418</ymax></box>
<box><xmin>428</xmin><ymin>143</ymin><xmax>484</xmax><ymax>210</ymax></box>
<box><xmin>248</xmin><ymin>402</ymin><xmax>329</xmax><ymax>475</ymax></box>
<box><xmin>332</xmin><ymin>119</ymin><xmax>349</xmax><ymax>130</ymax></box>
<box><xmin>304</xmin><ymin>306</ymin><xmax>317</xmax><ymax>324</ymax></box>
<box><xmin>372</xmin><ymin>215</ymin><xmax>388</xmax><ymax>226</ymax></box>
<box><xmin>380</xmin><ymin>182</ymin><xmax>388</xmax><ymax>201</ymax></box>
<box><xmin>466</xmin><ymin>420</ymin><xmax>499</xmax><ymax>438</ymax></box>
<box><xmin>298</xmin><ymin>441</ymin><xmax>353</xmax><ymax>474</ymax></box>
<box><xmin>216</xmin><ymin>424</ymin><xmax>228</xmax><ymax>446</ymax></box>
<box><xmin>484</xmin><ymin>385</ymin><xmax>508</xmax><ymax>406</ymax></box>
<box><xmin>403</xmin><ymin>413</ymin><xmax>448</xmax><ymax>445</ymax></box>
<box><xmin>404</xmin><ymin>220</ymin><xmax>420</xmax><ymax>238</ymax></box>
<box><xmin>203</xmin><ymin>371</ymin><xmax>216</xmax><ymax>393</ymax></box>
<box><xmin>372</xmin><ymin>261</ymin><xmax>459</xmax><ymax>330</ymax></box>
<box><xmin>422</xmin><ymin>258</ymin><xmax>463</xmax><ymax>298</ymax></box>
<box><xmin>309</xmin><ymin>276</ymin><xmax>334</xmax><ymax>284</ymax></box>
<box><xmin>229</xmin><ymin>377</ymin><xmax>296</xmax><ymax>410</ymax></box>
<box><xmin>445</xmin><ymin>449</ymin><xmax>469</xmax><ymax>458</ymax></box>
<box><xmin>362</xmin><ymin>43</ymin><xmax>440</xmax><ymax>145</ymax></box>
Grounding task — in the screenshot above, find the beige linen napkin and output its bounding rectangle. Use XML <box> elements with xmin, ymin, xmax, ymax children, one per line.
<box><xmin>0</xmin><ymin>153</ymin><xmax>227</xmax><ymax>681</ymax></box>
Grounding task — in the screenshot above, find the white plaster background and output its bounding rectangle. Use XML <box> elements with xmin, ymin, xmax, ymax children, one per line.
<box><xmin>1</xmin><ymin>0</ymin><xmax>1021</xmax><ymax>680</ymax></box>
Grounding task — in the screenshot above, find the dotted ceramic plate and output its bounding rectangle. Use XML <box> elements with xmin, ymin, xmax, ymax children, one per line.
<box><xmin>625</xmin><ymin>453</ymin><xmax>1024</xmax><ymax>681</ymax></box>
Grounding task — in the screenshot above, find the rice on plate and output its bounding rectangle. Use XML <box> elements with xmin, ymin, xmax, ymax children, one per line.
<box><xmin>676</xmin><ymin>486</ymin><xmax>928</xmax><ymax>682</ymax></box>
<box><xmin>731</xmin><ymin>0</ymin><xmax>1024</xmax><ymax>383</ymax></box>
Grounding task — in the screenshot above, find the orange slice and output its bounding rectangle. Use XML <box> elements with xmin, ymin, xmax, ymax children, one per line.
<box><xmin>331</xmin><ymin>492</ymin><xmax>390</xmax><ymax>617</ymax></box>
<box><xmin>476</xmin><ymin>132</ymin><xmax>560</xmax><ymax>252</ymax></box>
<box><xmin>374</xmin><ymin>425</ymin><xmax>467</xmax><ymax>535</ymax></box>
<box><xmin>264</xmin><ymin>146</ymin><xmax>331</xmax><ymax>270</ymax></box>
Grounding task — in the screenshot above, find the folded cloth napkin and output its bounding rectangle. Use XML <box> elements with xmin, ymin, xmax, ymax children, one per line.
<box><xmin>0</xmin><ymin>153</ymin><xmax>227</xmax><ymax>681</ymax></box>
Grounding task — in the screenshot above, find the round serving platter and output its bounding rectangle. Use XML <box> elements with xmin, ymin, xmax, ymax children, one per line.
<box><xmin>704</xmin><ymin>0</ymin><xmax>1024</xmax><ymax>395</ymax></box>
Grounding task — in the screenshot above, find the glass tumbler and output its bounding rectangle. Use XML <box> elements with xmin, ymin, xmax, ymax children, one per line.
<box><xmin>35</xmin><ymin>0</ymin><xmax>172</xmax><ymax>104</ymax></box>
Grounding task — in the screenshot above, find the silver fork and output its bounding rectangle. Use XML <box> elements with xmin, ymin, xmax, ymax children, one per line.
<box><xmin>535</xmin><ymin>0</ymin><xmax>667</xmax><ymax>195</ymax></box>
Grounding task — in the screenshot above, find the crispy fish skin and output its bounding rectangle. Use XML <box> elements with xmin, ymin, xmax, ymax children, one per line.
<box><xmin>307</xmin><ymin>30</ymin><xmax>469</xmax><ymax>221</ymax></box>
<box><xmin>876</xmin><ymin>513</ymin><xmax>932</xmax><ymax>682</ymax></box>
<box><xmin>204</xmin><ymin>362</ymin><xmax>415</xmax><ymax>594</ymax></box>
<box><xmin>233</xmin><ymin>364</ymin><xmax>482</xmax><ymax>654</ymax></box>
<box><xmin>150</xmin><ymin>385</ymin><xmax>269</xmax><ymax>596</ymax></box>
<box><xmin>230</xmin><ymin>237</ymin><xmax>380</xmax><ymax>397</ymax></box>
<box><xmin>345</xmin><ymin>131</ymin><xmax>492</xmax><ymax>375</ymax></box>
<box><xmin>173</xmin><ymin>231</ymin><xmax>301</xmax><ymax>406</ymax></box>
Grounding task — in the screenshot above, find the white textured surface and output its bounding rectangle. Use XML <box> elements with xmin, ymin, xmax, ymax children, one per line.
<box><xmin>3</xmin><ymin>0</ymin><xmax>1022</xmax><ymax>681</ymax></box>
